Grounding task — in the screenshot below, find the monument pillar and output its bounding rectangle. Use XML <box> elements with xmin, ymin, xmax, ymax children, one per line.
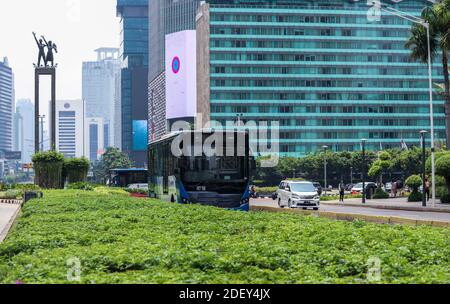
<box><xmin>34</xmin><ymin>67</ymin><xmax>56</xmax><ymax>152</ymax></box>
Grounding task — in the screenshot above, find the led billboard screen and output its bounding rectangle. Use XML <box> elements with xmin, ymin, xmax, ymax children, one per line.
<box><xmin>132</xmin><ymin>120</ymin><xmax>148</xmax><ymax>151</ymax></box>
<box><xmin>165</xmin><ymin>30</ymin><xmax>197</xmax><ymax>120</ymax></box>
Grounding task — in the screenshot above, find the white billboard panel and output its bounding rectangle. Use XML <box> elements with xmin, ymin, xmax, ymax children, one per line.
<box><xmin>165</xmin><ymin>30</ymin><xmax>197</xmax><ymax>120</ymax></box>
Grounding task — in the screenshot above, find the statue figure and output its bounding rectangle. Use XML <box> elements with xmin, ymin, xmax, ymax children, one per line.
<box><xmin>32</xmin><ymin>32</ymin><xmax>46</xmax><ymax>67</ymax></box>
<box><xmin>41</xmin><ymin>36</ymin><xmax>57</xmax><ymax>67</ymax></box>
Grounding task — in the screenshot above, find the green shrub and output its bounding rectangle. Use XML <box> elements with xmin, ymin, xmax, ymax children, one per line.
<box><xmin>67</xmin><ymin>182</ymin><xmax>94</xmax><ymax>191</ymax></box>
<box><xmin>406</xmin><ymin>175</ymin><xmax>422</xmax><ymax>190</ymax></box>
<box><xmin>11</xmin><ymin>184</ymin><xmax>40</xmax><ymax>191</ymax></box>
<box><xmin>436</xmin><ymin>187</ymin><xmax>448</xmax><ymax>199</ymax></box>
<box><xmin>63</xmin><ymin>157</ymin><xmax>90</xmax><ymax>183</ymax></box>
<box><xmin>440</xmin><ymin>194</ymin><xmax>450</xmax><ymax>204</ymax></box>
<box><xmin>1</xmin><ymin>190</ymin><xmax>449</xmax><ymax>284</ymax></box>
<box><xmin>373</xmin><ymin>188</ymin><xmax>389</xmax><ymax>199</ymax></box>
<box><xmin>407</xmin><ymin>190</ymin><xmax>423</xmax><ymax>202</ymax></box>
<box><xmin>0</xmin><ymin>190</ymin><xmax>22</xmax><ymax>200</ymax></box>
<box><xmin>32</xmin><ymin>151</ymin><xmax>65</xmax><ymax>189</ymax></box>
<box><xmin>255</xmin><ymin>186</ymin><xmax>278</xmax><ymax>193</ymax></box>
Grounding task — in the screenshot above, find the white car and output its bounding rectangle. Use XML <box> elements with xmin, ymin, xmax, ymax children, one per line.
<box><xmin>127</xmin><ymin>183</ymin><xmax>148</xmax><ymax>190</ymax></box>
<box><xmin>277</xmin><ymin>181</ymin><xmax>320</xmax><ymax>210</ymax></box>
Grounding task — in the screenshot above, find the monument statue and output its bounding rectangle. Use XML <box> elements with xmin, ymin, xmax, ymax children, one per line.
<box><xmin>32</xmin><ymin>32</ymin><xmax>46</xmax><ymax>67</ymax></box>
<box><xmin>32</xmin><ymin>32</ymin><xmax>58</xmax><ymax>68</ymax></box>
<box><xmin>41</xmin><ymin>36</ymin><xmax>57</xmax><ymax>67</ymax></box>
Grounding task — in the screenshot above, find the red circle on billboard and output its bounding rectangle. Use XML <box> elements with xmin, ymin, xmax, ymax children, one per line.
<box><xmin>172</xmin><ymin>56</ymin><xmax>181</xmax><ymax>74</ymax></box>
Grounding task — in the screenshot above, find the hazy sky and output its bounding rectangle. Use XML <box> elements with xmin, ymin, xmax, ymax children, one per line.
<box><xmin>0</xmin><ymin>0</ymin><xmax>120</xmax><ymax>103</ymax></box>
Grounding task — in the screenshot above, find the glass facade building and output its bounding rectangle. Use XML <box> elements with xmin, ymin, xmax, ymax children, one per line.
<box><xmin>117</xmin><ymin>0</ymin><xmax>149</xmax><ymax>166</ymax></box>
<box><xmin>0</xmin><ymin>57</ymin><xmax>13</xmax><ymax>153</ymax></box>
<box><xmin>198</xmin><ymin>0</ymin><xmax>445</xmax><ymax>156</ymax></box>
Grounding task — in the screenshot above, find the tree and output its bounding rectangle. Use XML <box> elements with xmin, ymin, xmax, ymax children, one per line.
<box><xmin>406</xmin><ymin>175</ymin><xmax>423</xmax><ymax>202</ymax></box>
<box><xmin>32</xmin><ymin>151</ymin><xmax>65</xmax><ymax>189</ymax></box>
<box><xmin>92</xmin><ymin>148</ymin><xmax>133</xmax><ymax>183</ymax></box>
<box><xmin>435</xmin><ymin>153</ymin><xmax>450</xmax><ymax>203</ymax></box>
<box><xmin>368</xmin><ymin>151</ymin><xmax>392</xmax><ymax>186</ymax></box>
<box><xmin>405</xmin><ymin>0</ymin><xmax>450</xmax><ymax>145</ymax></box>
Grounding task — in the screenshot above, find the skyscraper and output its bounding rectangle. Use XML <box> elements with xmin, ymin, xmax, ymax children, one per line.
<box><xmin>197</xmin><ymin>0</ymin><xmax>445</xmax><ymax>155</ymax></box>
<box><xmin>117</xmin><ymin>0</ymin><xmax>149</xmax><ymax>166</ymax></box>
<box><xmin>0</xmin><ymin>57</ymin><xmax>14</xmax><ymax>153</ymax></box>
<box><xmin>148</xmin><ymin>0</ymin><xmax>202</xmax><ymax>141</ymax></box>
<box><xmin>15</xmin><ymin>99</ymin><xmax>35</xmax><ymax>163</ymax></box>
<box><xmin>82</xmin><ymin>48</ymin><xmax>121</xmax><ymax>161</ymax></box>
<box><xmin>55</xmin><ymin>100</ymin><xmax>85</xmax><ymax>158</ymax></box>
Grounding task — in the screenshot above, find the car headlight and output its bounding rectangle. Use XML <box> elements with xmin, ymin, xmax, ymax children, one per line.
<box><xmin>314</xmin><ymin>196</ymin><xmax>320</xmax><ymax>200</ymax></box>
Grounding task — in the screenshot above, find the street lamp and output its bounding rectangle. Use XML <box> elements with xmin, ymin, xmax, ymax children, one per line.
<box><xmin>374</xmin><ymin>1</ymin><xmax>436</xmax><ymax>207</ymax></box>
<box><xmin>350</xmin><ymin>166</ymin><xmax>353</xmax><ymax>185</ymax></box>
<box><xmin>322</xmin><ymin>145</ymin><xmax>328</xmax><ymax>196</ymax></box>
<box><xmin>420</xmin><ymin>130</ymin><xmax>428</xmax><ymax>207</ymax></box>
<box><xmin>361</xmin><ymin>139</ymin><xmax>367</xmax><ymax>204</ymax></box>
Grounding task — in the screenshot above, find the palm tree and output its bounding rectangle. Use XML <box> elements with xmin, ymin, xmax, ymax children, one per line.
<box><xmin>405</xmin><ymin>0</ymin><xmax>450</xmax><ymax>146</ymax></box>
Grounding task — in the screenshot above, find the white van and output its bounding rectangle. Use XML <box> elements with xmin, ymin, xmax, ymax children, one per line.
<box><xmin>277</xmin><ymin>181</ymin><xmax>320</xmax><ymax>210</ymax></box>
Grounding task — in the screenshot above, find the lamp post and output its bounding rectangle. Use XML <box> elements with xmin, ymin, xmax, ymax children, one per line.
<box><xmin>420</xmin><ymin>130</ymin><xmax>428</xmax><ymax>207</ymax></box>
<box><xmin>350</xmin><ymin>166</ymin><xmax>353</xmax><ymax>185</ymax></box>
<box><xmin>322</xmin><ymin>145</ymin><xmax>328</xmax><ymax>196</ymax></box>
<box><xmin>375</xmin><ymin>1</ymin><xmax>436</xmax><ymax>207</ymax></box>
<box><xmin>361</xmin><ymin>139</ymin><xmax>367</xmax><ymax>204</ymax></box>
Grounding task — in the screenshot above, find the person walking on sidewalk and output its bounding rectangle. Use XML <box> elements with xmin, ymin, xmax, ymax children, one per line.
<box><xmin>339</xmin><ymin>181</ymin><xmax>345</xmax><ymax>203</ymax></box>
<box><xmin>425</xmin><ymin>176</ymin><xmax>431</xmax><ymax>201</ymax></box>
<box><xmin>391</xmin><ymin>180</ymin><xmax>398</xmax><ymax>198</ymax></box>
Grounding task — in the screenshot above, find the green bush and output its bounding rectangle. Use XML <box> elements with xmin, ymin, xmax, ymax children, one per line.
<box><xmin>436</xmin><ymin>187</ymin><xmax>448</xmax><ymax>199</ymax></box>
<box><xmin>255</xmin><ymin>186</ymin><xmax>278</xmax><ymax>193</ymax></box>
<box><xmin>11</xmin><ymin>184</ymin><xmax>41</xmax><ymax>191</ymax></box>
<box><xmin>0</xmin><ymin>190</ymin><xmax>22</xmax><ymax>200</ymax></box>
<box><xmin>373</xmin><ymin>188</ymin><xmax>389</xmax><ymax>199</ymax></box>
<box><xmin>32</xmin><ymin>151</ymin><xmax>65</xmax><ymax>189</ymax></box>
<box><xmin>1</xmin><ymin>190</ymin><xmax>449</xmax><ymax>284</ymax></box>
<box><xmin>406</xmin><ymin>175</ymin><xmax>422</xmax><ymax>190</ymax></box>
<box><xmin>408</xmin><ymin>191</ymin><xmax>423</xmax><ymax>202</ymax></box>
<box><xmin>440</xmin><ymin>194</ymin><xmax>450</xmax><ymax>204</ymax></box>
<box><xmin>63</xmin><ymin>157</ymin><xmax>90</xmax><ymax>184</ymax></box>
<box><xmin>67</xmin><ymin>182</ymin><xmax>94</xmax><ymax>191</ymax></box>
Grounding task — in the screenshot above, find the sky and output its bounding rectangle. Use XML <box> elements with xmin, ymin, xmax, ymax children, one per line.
<box><xmin>0</xmin><ymin>0</ymin><xmax>120</xmax><ymax>104</ymax></box>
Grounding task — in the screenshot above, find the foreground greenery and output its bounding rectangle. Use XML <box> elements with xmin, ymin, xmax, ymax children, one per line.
<box><xmin>0</xmin><ymin>190</ymin><xmax>448</xmax><ymax>284</ymax></box>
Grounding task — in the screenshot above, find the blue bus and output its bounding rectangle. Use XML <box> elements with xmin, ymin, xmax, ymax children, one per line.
<box><xmin>148</xmin><ymin>130</ymin><xmax>254</xmax><ymax>211</ymax></box>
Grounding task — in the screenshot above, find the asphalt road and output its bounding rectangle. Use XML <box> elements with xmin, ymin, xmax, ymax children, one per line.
<box><xmin>0</xmin><ymin>203</ymin><xmax>20</xmax><ymax>241</ymax></box>
<box><xmin>252</xmin><ymin>198</ymin><xmax>450</xmax><ymax>223</ymax></box>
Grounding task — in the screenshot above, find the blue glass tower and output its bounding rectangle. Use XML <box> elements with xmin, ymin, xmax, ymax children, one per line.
<box><xmin>117</xmin><ymin>0</ymin><xmax>149</xmax><ymax>166</ymax></box>
<box><xmin>197</xmin><ymin>0</ymin><xmax>445</xmax><ymax>156</ymax></box>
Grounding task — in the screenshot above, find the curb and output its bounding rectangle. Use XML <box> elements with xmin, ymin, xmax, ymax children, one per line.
<box><xmin>250</xmin><ymin>205</ymin><xmax>450</xmax><ymax>228</ymax></box>
<box><xmin>0</xmin><ymin>204</ymin><xmax>22</xmax><ymax>243</ymax></box>
<box><xmin>321</xmin><ymin>201</ymin><xmax>450</xmax><ymax>214</ymax></box>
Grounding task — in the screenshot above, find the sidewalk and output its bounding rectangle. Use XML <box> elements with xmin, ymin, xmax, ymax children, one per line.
<box><xmin>0</xmin><ymin>203</ymin><xmax>21</xmax><ymax>242</ymax></box>
<box><xmin>322</xmin><ymin>197</ymin><xmax>450</xmax><ymax>213</ymax></box>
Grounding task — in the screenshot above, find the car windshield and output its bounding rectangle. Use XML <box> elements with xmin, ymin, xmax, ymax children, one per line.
<box><xmin>354</xmin><ymin>183</ymin><xmax>363</xmax><ymax>188</ymax></box>
<box><xmin>290</xmin><ymin>183</ymin><xmax>316</xmax><ymax>192</ymax></box>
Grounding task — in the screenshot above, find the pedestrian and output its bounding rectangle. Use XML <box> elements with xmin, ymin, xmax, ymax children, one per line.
<box><xmin>391</xmin><ymin>180</ymin><xmax>398</xmax><ymax>198</ymax></box>
<box><xmin>425</xmin><ymin>177</ymin><xmax>430</xmax><ymax>201</ymax></box>
<box><xmin>339</xmin><ymin>180</ymin><xmax>345</xmax><ymax>203</ymax></box>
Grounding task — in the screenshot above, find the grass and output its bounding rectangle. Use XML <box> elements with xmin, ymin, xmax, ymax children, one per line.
<box><xmin>0</xmin><ymin>190</ymin><xmax>449</xmax><ymax>284</ymax></box>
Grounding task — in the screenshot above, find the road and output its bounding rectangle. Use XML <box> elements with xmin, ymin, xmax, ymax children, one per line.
<box><xmin>0</xmin><ymin>203</ymin><xmax>20</xmax><ymax>242</ymax></box>
<box><xmin>252</xmin><ymin>198</ymin><xmax>450</xmax><ymax>223</ymax></box>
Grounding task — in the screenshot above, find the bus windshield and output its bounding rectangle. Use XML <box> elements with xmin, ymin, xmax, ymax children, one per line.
<box><xmin>180</xmin><ymin>155</ymin><xmax>247</xmax><ymax>183</ymax></box>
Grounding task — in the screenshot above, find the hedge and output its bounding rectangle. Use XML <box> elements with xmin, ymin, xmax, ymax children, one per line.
<box><xmin>2</xmin><ymin>190</ymin><xmax>448</xmax><ymax>283</ymax></box>
<box><xmin>63</xmin><ymin>158</ymin><xmax>90</xmax><ymax>184</ymax></box>
<box><xmin>32</xmin><ymin>151</ymin><xmax>65</xmax><ymax>189</ymax></box>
